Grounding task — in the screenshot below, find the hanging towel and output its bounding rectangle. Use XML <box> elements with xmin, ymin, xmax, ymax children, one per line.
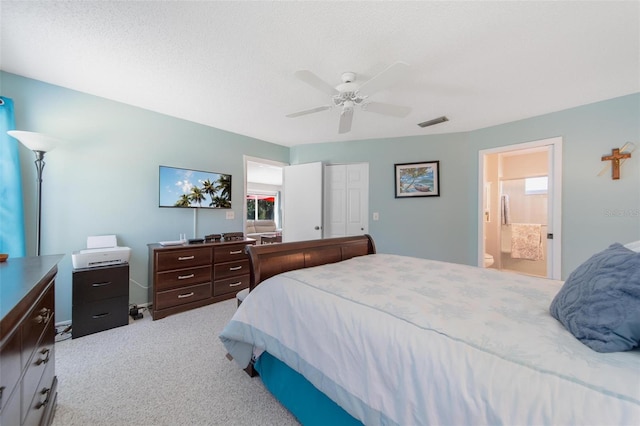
<box><xmin>501</xmin><ymin>194</ymin><xmax>511</xmax><ymax>225</ymax></box>
<box><xmin>510</xmin><ymin>223</ymin><xmax>543</xmax><ymax>260</ymax></box>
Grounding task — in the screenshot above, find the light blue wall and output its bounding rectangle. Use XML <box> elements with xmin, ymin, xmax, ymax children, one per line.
<box><xmin>291</xmin><ymin>132</ymin><xmax>473</xmax><ymax>265</ymax></box>
<box><xmin>467</xmin><ymin>94</ymin><xmax>640</xmax><ymax>276</ymax></box>
<box><xmin>3</xmin><ymin>71</ymin><xmax>639</xmax><ymax>323</ymax></box>
<box><xmin>2</xmin><ymin>72</ymin><xmax>289</xmax><ymax>322</ymax></box>
<box><xmin>294</xmin><ymin>93</ymin><xmax>640</xmax><ymax>277</ymax></box>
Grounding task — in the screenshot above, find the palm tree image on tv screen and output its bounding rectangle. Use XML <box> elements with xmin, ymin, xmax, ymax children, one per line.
<box><xmin>159</xmin><ymin>165</ymin><xmax>231</xmax><ymax>208</ymax></box>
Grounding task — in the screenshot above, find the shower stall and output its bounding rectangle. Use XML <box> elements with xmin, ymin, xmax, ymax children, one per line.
<box><xmin>499</xmin><ymin>177</ymin><xmax>548</xmax><ymax>276</ymax></box>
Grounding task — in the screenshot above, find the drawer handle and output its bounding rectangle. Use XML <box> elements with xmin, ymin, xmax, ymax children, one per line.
<box><xmin>33</xmin><ymin>307</ymin><xmax>51</xmax><ymax>324</ymax></box>
<box><xmin>178</xmin><ymin>292</ymin><xmax>194</xmax><ymax>299</ymax></box>
<box><xmin>36</xmin><ymin>387</ymin><xmax>51</xmax><ymax>409</ymax></box>
<box><xmin>36</xmin><ymin>348</ymin><xmax>51</xmax><ymax>366</ymax></box>
<box><xmin>92</xmin><ymin>312</ymin><xmax>111</xmax><ymax>319</ymax></box>
<box><xmin>92</xmin><ymin>281</ymin><xmax>111</xmax><ymax>287</ymax></box>
<box><xmin>178</xmin><ymin>273</ymin><xmax>195</xmax><ymax>280</ymax></box>
<box><xmin>229</xmin><ymin>266</ymin><xmax>242</xmax><ymax>271</ymax></box>
<box><xmin>178</xmin><ymin>255</ymin><xmax>195</xmax><ymax>261</ymax></box>
<box><xmin>229</xmin><ymin>281</ymin><xmax>242</xmax><ymax>287</ymax></box>
<box><xmin>229</xmin><ymin>250</ymin><xmax>242</xmax><ymax>255</ymax></box>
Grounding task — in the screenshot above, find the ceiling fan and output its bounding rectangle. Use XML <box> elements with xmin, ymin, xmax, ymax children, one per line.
<box><xmin>286</xmin><ymin>62</ymin><xmax>412</xmax><ymax>134</ymax></box>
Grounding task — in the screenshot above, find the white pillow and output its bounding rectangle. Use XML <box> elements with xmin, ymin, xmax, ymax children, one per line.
<box><xmin>624</xmin><ymin>240</ymin><xmax>640</xmax><ymax>252</ymax></box>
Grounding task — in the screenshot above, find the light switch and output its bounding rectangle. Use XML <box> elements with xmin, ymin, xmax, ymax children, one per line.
<box><xmin>373</xmin><ymin>212</ymin><xmax>379</xmax><ymax>221</ymax></box>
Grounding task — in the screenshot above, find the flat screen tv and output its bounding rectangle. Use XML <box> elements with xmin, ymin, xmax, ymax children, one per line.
<box><xmin>159</xmin><ymin>165</ymin><xmax>231</xmax><ymax>208</ymax></box>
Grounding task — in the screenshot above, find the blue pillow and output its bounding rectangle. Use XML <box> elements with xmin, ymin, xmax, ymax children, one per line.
<box><xmin>549</xmin><ymin>243</ymin><xmax>640</xmax><ymax>352</ymax></box>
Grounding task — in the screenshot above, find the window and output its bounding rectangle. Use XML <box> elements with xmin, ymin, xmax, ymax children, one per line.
<box><xmin>246</xmin><ymin>193</ymin><xmax>277</xmax><ymax>221</ymax></box>
<box><xmin>525</xmin><ymin>176</ymin><xmax>548</xmax><ymax>195</ymax></box>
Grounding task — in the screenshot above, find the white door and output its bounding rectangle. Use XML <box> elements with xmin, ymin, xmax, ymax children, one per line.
<box><xmin>324</xmin><ymin>164</ymin><xmax>369</xmax><ymax>238</ymax></box>
<box><xmin>283</xmin><ymin>162</ymin><xmax>323</xmax><ymax>242</ymax></box>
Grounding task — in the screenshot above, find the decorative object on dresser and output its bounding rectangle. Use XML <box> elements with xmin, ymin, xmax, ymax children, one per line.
<box><xmin>72</xmin><ymin>263</ymin><xmax>130</xmax><ymax>338</ymax></box>
<box><xmin>221</xmin><ymin>232</ymin><xmax>244</xmax><ymax>241</ymax></box>
<box><xmin>147</xmin><ymin>238</ymin><xmax>255</xmax><ymax>320</ymax></box>
<box><xmin>0</xmin><ymin>254</ymin><xmax>63</xmax><ymax>426</ymax></box>
<box><xmin>204</xmin><ymin>234</ymin><xmax>222</xmax><ymax>243</ymax></box>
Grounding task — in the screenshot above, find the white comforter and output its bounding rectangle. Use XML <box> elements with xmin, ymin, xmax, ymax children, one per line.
<box><xmin>220</xmin><ymin>254</ymin><xmax>640</xmax><ymax>425</ymax></box>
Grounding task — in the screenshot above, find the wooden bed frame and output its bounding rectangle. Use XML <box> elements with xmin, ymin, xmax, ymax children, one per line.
<box><xmin>245</xmin><ymin>234</ymin><xmax>376</xmax><ymax>291</ymax></box>
<box><xmin>239</xmin><ymin>235</ymin><xmax>375</xmax><ymax>377</ymax></box>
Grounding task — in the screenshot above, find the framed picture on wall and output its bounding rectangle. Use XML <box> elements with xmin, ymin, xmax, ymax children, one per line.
<box><xmin>394</xmin><ymin>161</ymin><xmax>440</xmax><ymax>198</ymax></box>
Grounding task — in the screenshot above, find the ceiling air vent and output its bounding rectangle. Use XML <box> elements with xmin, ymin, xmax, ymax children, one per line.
<box><xmin>418</xmin><ymin>116</ymin><xmax>449</xmax><ymax>128</ymax></box>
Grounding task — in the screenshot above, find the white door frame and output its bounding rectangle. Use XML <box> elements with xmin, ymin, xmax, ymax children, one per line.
<box><xmin>477</xmin><ymin>137</ymin><xmax>563</xmax><ymax>279</ymax></box>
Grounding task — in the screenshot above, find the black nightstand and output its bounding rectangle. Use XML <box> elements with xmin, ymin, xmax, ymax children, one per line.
<box><xmin>72</xmin><ymin>263</ymin><xmax>129</xmax><ymax>338</ymax></box>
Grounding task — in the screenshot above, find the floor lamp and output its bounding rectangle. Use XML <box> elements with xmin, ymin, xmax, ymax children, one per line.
<box><xmin>7</xmin><ymin>130</ymin><xmax>61</xmax><ymax>256</ymax></box>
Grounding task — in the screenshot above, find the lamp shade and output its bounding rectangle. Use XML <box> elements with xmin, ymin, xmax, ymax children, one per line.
<box><xmin>7</xmin><ymin>130</ymin><xmax>62</xmax><ymax>152</ymax></box>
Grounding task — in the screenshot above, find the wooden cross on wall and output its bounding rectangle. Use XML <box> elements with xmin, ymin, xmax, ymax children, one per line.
<box><xmin>601</xmin><ymin>148</ymin><xmax>632</xmax><ymax>180</ymax></box>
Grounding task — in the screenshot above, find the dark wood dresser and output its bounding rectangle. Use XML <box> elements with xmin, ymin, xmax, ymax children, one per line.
<box><xmin>147</xmin><ymin>239</ymin><xmax>255</xmax><ymax>320</ymax></box>
<box><xmin>0</xmin><ymin>254</ymin><xmax>63</xmax><ymax>426</ymax></box>
<box><xmin>72</xmin><ymin>263</ymin><xmax>129</xmax><ymax>339</ymax></box>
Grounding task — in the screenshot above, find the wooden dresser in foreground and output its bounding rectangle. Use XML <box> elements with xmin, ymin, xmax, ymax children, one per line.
<box><xmin>0</xmin><ymin>254</ymin><xmax>63</xmax><ymax>426</ymax></box>
<box><xmin>147</xmin><ymin>239</ymin><xmax>255</xmax><ymax>320</ymax></box>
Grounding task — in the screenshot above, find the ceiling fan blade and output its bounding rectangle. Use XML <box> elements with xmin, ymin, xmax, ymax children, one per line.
<box><xmin>358</xmin><ymin>62</ymin><xmax>409</xmax><ymax>96</ymax></box>
<box><xmin>286</xmin><ymin>105</ymin><xmax>332</xmax><ymax>118</ymax></box>
<box><xmin>294</xmin><ymin>70</ymin><xmax>339</xmax><ymax>97</ymax></box>
<box><xmin>363</xmin><ymin>101</ymin><xmax>412</xmax><ymax>118</ymax></box>
<box><xmin>338</xmin><ymin>108</ymin><xmax>354</xmax><ymax>134</ymax></box>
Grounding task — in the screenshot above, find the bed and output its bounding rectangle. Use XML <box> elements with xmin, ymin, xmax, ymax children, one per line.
<box><xmin>220</xmin><ymin>235</ymin><xmax>640</xmax><ymax>425</ymax></box>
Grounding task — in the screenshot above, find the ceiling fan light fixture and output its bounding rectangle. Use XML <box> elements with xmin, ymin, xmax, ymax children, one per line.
<box><xmin>287</xmin><ymin>62</ymin><xmax>412</xmax><ymax>134</ymax></box>
<box><xmin>418</xmin><ymin>116</ymin><xmax>449</xmax><ymax>128</ymax></box>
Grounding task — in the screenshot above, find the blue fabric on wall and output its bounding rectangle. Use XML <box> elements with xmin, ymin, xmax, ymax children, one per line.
<box><xmin>0</xmin><ymin>97</ymin><xmax>26</xmax><ymax>257</ymax></box>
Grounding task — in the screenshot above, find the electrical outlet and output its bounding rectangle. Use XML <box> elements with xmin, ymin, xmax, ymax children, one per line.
<box><xmin>226</xmin><ymin>211</ymin><xmax>234</xmax><ymax>219</ymax></box>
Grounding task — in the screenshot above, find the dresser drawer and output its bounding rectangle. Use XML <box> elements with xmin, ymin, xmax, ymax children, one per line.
<box><xmin>21</xmin><ymin>323</ymin><xmax>54</xmax><ymax>424</ymax></box>
<box><xmin>0</xmin><ymin>330</ymin><xmax>20</xmax><ymax>412</ymax></box>
<box><xmin>155</xmin><ymin>247</ymin><xmax>211</xmax><ymax>272</ymax></box>
<box><xmin>156</xmin><ymin>282</ymin><xmax>211</xmax><ymax>310</ymax></box>
<box><xmin>214</xmin><ymin>259</ymin><xmax>249</xmax><ymax>280</ymax></box>
<box><xmin>73</xmin><ymin>265</ymin><xmax>129</xmax><ymax>303</ymax></box>
<box><xmin>0</xmin><ymin>385</ymin><xmax>20</xmax><ymax>426</ymax></box>
<box><xmin>22</xmin><ymin>345</ymin><xmax>55</xmax><ymax>426</ymax></box>
<box><xmin>214</xmin><ymin>244</ymin><xmax>250</xmax><ymax>263</ymax></box>
<box><xmin>21</xmin><ymin>286</ymin><xmax>54</xmax><ymax>370</ymax></box>
<box><xmin>213</xmin><ymin>275</ymin><xmax>249</xmax><ymax>297</ymax></box>
<box><xmin>72</xmin><ymin>296</ymin><xmax>129</xmax><ymax>338</ymax></box>
<box><xmin>156</xmin><ymin>265</ymin><xmax>211</xmax><ymax>291</ymax></box>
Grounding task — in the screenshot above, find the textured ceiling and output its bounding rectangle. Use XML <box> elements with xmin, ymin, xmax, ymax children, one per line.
<box><xmin>2</xmin><ymin>1</ymin><xmax>639</xmax><ymax>147</ymax></box>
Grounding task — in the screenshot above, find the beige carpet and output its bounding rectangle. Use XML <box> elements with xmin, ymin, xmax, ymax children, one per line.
<box><xmin>52</xmin><ymin>299</ymin><xmax>299</xmax><ymax>426</ymax></box>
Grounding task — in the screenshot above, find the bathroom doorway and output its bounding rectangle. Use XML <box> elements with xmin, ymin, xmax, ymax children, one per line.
<box><xmin>478</xmin><ymin>137</ymin><xmax>562</xmax><ymax>279</ymax></box>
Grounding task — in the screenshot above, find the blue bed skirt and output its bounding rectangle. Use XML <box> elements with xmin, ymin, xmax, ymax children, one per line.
<box><xmin>254</xmin><ymin>352</ymin><xmax>362</xmax><ymax>425</ymax></box>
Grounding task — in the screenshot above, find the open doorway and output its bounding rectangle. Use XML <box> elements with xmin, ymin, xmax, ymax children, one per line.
<box><xmin>244</xmin><ymin>156</ymin><xmax>286</xmax><ymax>242</ymax></box>
<box><xmin>478</xmin><ymin>137</ymin><xmax>562</xmax><ymax>279</ymax></box>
